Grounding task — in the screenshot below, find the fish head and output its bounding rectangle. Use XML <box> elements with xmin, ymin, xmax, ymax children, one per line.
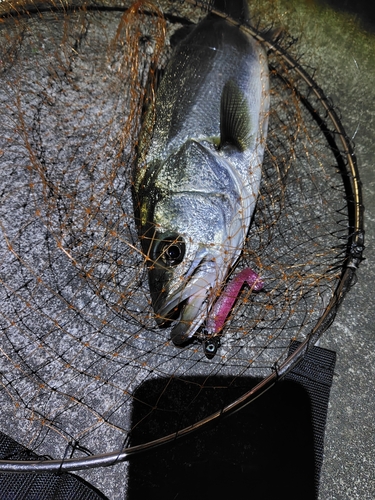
<box><xmin>144</xmin><ymin>228</ymin><xmax>230</xmax><ymax>346</ymax></box>
<box><xmin>140</xmin><ymin>187</ymin><xmax>245</xmax><ymax>346</ymax></box>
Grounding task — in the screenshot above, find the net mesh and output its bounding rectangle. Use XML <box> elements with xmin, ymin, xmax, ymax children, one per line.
<box><xmin>0</xmin><ymin>0</ymin><xmax>362</xmax><ymax>464</ymax></box>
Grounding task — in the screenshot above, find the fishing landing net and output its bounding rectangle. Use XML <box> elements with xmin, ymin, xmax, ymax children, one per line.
<box><xmin>0</xmin><ymin>0</ymin><xmax>364</xmax><ymax>472</ymax></box>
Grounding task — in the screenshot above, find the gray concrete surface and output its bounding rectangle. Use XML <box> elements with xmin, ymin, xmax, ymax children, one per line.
<box><xmin>265</xmin><ymin>1</ymin><xmax>375</xmax><ymax>498</ymax></box>
<box><xmin>305</xmin><ymin>3</ymin><xmax>375</xmax><ymax>498</ymax></box>
<box><xmin>0</xmin><ymin>1</ymin><xmax>373</xmax><ymax>499</ymax></box>
<box><xmin>78</xmin><ymin>1</ymin><xmax>375</xmax><ymax>495</ymax></box>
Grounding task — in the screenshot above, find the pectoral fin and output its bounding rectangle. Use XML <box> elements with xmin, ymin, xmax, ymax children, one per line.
<box><xmin>220</xmin><ymin>80</ymin><xmax>253</xmax><ymax>152</ymax></box>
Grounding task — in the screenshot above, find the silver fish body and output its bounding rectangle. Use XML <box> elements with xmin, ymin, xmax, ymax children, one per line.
<box><xmin>134</xmin><ymin>11</ymin><xmax>269</xmax><ymax>345</ymax></box>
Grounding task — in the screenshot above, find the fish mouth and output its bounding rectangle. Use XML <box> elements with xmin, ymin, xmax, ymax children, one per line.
<box><xmin>154</xmin><ymin>253</ymin><xmax>225</xmax><ymax>346</ymax></box>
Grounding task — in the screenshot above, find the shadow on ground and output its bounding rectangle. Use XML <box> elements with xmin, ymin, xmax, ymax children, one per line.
<box><xmin>127</xmin><ymin>376</ymin><xmax>317</xmax><ymax>500</ymax></box>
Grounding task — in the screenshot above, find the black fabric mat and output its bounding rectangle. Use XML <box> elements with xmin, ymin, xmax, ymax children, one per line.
<box><xmin>0</xmin><ymin>434</ymin><xmax>108</xmax><ymax>500</ymax></box>
<box><xmin>127</xmin><ymin>341</ymin><xmax>336</xmax><ymax>500</ymax></box>
<box><xmin>285</xmin><ymin>340</ymin><xmax>337</xmax><ymax>490</ymax></box>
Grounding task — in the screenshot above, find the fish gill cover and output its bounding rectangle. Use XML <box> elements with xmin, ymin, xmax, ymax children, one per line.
<box><xmin>0</xmin><ymin>0</ymin><xmax>363</xmax><ymax>471</ymax></box>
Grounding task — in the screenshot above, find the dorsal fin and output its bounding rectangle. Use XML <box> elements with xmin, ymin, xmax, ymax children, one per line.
<box><xmin>220</xmin><ymin>80</ymin><xmax>253</xmax><ymax>152</ymax></box>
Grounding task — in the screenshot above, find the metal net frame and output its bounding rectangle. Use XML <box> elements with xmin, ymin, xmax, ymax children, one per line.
<box><xmin>0</xmin><ymin>0</ymin><xmax>364</xmax><ymax>471</ymax></box>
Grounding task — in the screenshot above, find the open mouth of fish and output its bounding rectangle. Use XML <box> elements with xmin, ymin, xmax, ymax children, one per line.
<box><xmin>154</xmin><ymin>254</ymin><xmax>225</xmax><ymax>346</ymax></box>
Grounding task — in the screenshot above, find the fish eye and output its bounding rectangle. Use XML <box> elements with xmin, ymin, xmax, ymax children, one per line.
<box><xmin>153</xmin><ymin>232</ymin><xmax>185</xmax><ymax>267</ymax></box>
<box><xmin>165</xmin><ymin>244</ymin><xmax>182</xmax><ymax>261</ymax></box>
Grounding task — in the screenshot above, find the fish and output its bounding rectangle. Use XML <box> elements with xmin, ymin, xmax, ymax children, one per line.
<box><xmin>133</xmin><ymin>0</ymin><xmax>270</xmax><ymax>349</ymax></box>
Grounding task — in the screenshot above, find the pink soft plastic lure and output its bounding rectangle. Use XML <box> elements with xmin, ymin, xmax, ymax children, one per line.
<box><xmin>203</xmin><ymin>268</ymin><xmax>263</xmax><ymax>358</ymax></box>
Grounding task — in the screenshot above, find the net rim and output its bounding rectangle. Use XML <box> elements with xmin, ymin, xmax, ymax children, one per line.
<box><xmin>0</xmin><ymin>0</ymin><xmax>364</xmax><ymax>472</ymax></box>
